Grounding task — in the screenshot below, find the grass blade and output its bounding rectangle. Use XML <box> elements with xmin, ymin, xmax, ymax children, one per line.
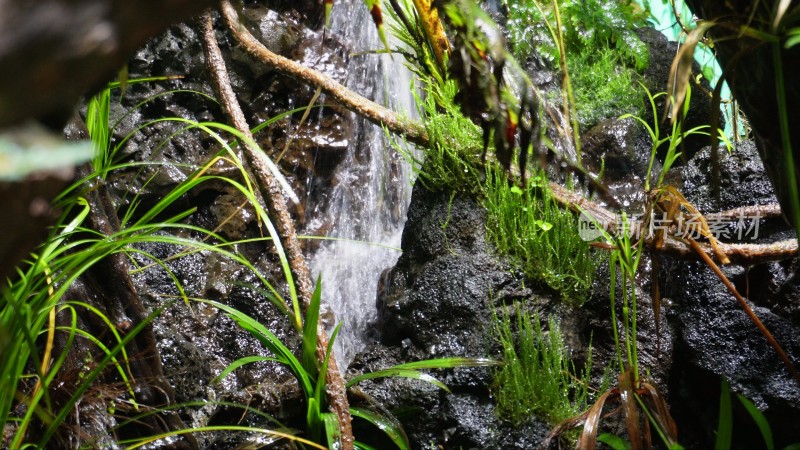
<box><xmin>350</xmin><ymin>407</ymin><xmax>409</xmax><ymax>450</ymax></box>
<box><xmin>213</xmin><ymin>356</ymin><xmax>281</xmax><ymax>384</ymax></box>
<box><xmin>302</xmin><ymin>276</ymin><xmax>323</xmax><ymax>378</ymax></box>
<box><xmin>716</xmin><ymin>379</ymin><xmax>733</xmax><ymax>450</ymax></box>
<box><xmin>737</xmin><ymin>393</ymin><xmax>774</xmax><ymax>450</ymax></box>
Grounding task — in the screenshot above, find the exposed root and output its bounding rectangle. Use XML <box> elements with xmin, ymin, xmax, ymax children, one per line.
<box><xmin>200</xmin><ymin>8</ymin><xmax>354</xmax><ymax>449</ymax></box>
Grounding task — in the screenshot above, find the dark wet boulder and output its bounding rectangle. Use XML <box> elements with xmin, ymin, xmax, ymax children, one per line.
<box><xmin>663</xmin><ymin>139</ymin><xmax>800</xmax><ymax>447</ymax></box>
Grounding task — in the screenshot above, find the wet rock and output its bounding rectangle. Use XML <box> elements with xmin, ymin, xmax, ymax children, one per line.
<box><xmin>681</xmin><ymin>140</ymin><xmax>779</xmax><ymax>213</ymax></box>
<box><xmin>352</xmin><ymin>184</ymin><xmax>596</xmax><ymax>447</ymax></box>
<box><xmin>581</xmin><ymin>116</ymin><xmax>655</xmax><ymax>210</ymax></box>
<box><xmin>377</xmin><ymin>185</ymin><xmax>512</xmax><ymax>357</ymax></box>
<box><xmin>637</xmin><ymin>27</ymin><xmax>720</xmax><ymax>162</ymax></box>
<box><xmin>666</xmin><ymin>138</ymin><xmax>800</xmax><ymax>447</ymax></box>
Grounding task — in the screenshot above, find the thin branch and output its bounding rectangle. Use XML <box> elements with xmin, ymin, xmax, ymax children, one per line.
<box><xmin>199</xmin><ymin>9</ymin><xmax>354</xmax><ymax>449</ymax></box>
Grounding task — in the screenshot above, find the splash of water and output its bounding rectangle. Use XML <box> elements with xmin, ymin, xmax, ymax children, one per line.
<box><xmin>306</xmin><ymin>0</ymin><xmax>417</xmax><ymax>368</ymax></box>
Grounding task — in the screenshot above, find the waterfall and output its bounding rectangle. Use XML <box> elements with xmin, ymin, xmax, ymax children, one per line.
<box><xmin>306</xmin><ymin>0</ymin><xmax>417</xmax><ymax>368</ymax></box>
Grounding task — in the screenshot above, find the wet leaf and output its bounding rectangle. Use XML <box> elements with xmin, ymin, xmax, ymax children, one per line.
<box><xmin>351</xmin><ymin>407</ymin><xmax>409</xmax><ymax>450</ymax></box>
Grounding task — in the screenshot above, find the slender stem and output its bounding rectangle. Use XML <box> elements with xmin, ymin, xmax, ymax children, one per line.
<box><xmin>200</xmin><ymin>8</ymin><xmax>355</xmax><ymax>448</ymax></box>
<box><xmin>773</xmin><ymin>42</ymin><xmax>800</xmax><ymax>238</ymax></box>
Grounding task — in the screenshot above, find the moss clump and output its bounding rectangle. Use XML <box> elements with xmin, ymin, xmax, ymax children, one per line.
<box><xmin>492</xmin><ymin>305</ymin><xmax>591</xmax><ymax>426</ymax></box>
<box><xmin>484</xmin><ymin>168</ymin><xmax>599</xmax><ymax>305</ymax></box>
<box><xmin>570</xmin><ymin>47</ymin><xmax>645</xmax><ymax>131</ymax></box>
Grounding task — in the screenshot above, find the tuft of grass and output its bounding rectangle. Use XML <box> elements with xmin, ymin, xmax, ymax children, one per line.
<box><xmin>484</xmin><ymin>168</ymin><xmax>599</xmax><ymax>305</ymax></box>
<box><xmin>492</xmin><ymin>305</ymin><xmax>591</xmax><ymax>426</ymax></box>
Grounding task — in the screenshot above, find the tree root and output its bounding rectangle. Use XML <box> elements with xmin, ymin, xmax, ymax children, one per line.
<box><xmin>200</xmin><ymin>8</ymin><xmax>354</xmax><ymax>449</ymax></box>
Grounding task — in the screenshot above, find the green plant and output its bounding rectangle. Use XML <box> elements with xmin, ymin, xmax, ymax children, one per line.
<box><xmin>715</xmin><ymin>378</ymin><xmax>800</xmax><ymax>450</ymax></box>
<box><xmin>620</xmin><ymin>83</ymin><xmax>727</xmax><ymax>191</ymax></box>
<box><xmin>505</xmin><ymin>0</ymin><xmax>649</xmax><ymax>132</ymax></box>
<box><xmin>394</xmin><ymin>77</ymin><xmax>485</xmax><ymax>193</ymax></box>
<box><xmin>484</xmin><ymin>167</ymin><xmax>598</xmax><ymax>305</ymax></box>
<box><xmin>211</xmin><ymin>279</ymin><xmax>496</xmax><ymax>449</ymax></box>
<box><xmin>492</xmin><ymin>305</ymin><xmax>592</xmax><ymax>426</ymax></box>
<box><xmin>570</xmin><ymin>47</ymin><xmax>645</xmax><ymax>130</ymax></box>
<box><xmin>0</xmin><ymin>80</ymin><xmax>323</xmax><ymax>448</ymax></box>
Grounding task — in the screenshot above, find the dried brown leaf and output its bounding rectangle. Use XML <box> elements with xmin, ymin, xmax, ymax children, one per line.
<box><xmin>664</xmin><ymin>21</ymin><xmax>716</xmax><ymax>125</ymax></box>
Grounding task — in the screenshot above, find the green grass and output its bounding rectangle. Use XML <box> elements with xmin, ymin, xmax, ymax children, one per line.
<box><xmin>492</xmin><ymin>305</ymin><xmax>591</xmax><ymax>426</ymax></box>
<box><xmin>484</xmin><ymin>168</ymin><xmax>599</xmax><ymax>305</ymax></box>
<box><xmin>570</xmin><ymin>47</ymin><xmax>645</xmax><ymax>131</ymax></box>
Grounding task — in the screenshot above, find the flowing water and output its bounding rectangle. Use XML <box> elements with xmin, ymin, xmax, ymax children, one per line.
<box><xmin>305</xmin><ymin>0</ymin><xmax>417</xmax><ymax>368</ymax></box>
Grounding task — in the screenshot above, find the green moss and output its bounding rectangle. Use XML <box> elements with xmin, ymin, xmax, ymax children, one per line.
<box><xmin>571</xmin><ymin>47</ymin><xmax>645</xmax><ymax>131</ymax></box>
<box><xmin>505</xmin><ymin>0</ymin><xmax>649</xmax><ymax>131</ymax></box>
<box><xmin>484</xmin><ymin>168</ymin><xmax>599</xmax><ymax>305</ymax></box>
<box><xmin>492</xmin><ymin>305</ymin><xmax>591</xmax><ymax>426</ymax></box>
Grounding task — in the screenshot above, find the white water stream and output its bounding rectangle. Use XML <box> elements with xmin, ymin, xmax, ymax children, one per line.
<box><xmin>306</xmin><ymin>0</ymin><xmax>417</xmax><ymax>368</ymax></box>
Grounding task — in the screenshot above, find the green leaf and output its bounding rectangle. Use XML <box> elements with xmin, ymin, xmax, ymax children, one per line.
<box><xmin>388</xmin><ymin>357</ymin><xmax>497</xmax><ymax>370</ymax></box>
<box><xmin>347</xmin><ymin>368</ymin><xmax>450</xmax><ymax>392</ymax></box>
<box><xmin>347</xmin><ymin>357</ymin><xmax>496</xmax><ymax>389</ymax></box>
<box><xmin>737</xmin><ymin>393</ymin><xmax>774</xmax><ymax>450</ymax></box>
<box><xmin>213</xmin><ymin>356</ymin><xmax>280</xmax><ymax>384</ymax></box>
<box><xmin>200</xmin><ymin>300</ymin><xmax>313</xmax><ymax>396</ymax></box>
<box><xmin>597</xmin><ymin>433</ymin><xmax>632</xmax><ymax>450</ymax></box>
<box><xmin>715</xmin><ymin>379</ymin><xmax>732</xmax><ymax>450</ymax></box>
<box><xmin>351</xmin><ymin>407</ymin><xmax>409</xmax><ymax>450</ymax></box>
<box><xmin>323</xmin><ymin>412</ymin><xmax>341</xmax><ymax>448</ymax></box>
<box><xmin>302</xmin><ymin>275</ymin><xmax>323</xmax><ymax>378</ymax></box>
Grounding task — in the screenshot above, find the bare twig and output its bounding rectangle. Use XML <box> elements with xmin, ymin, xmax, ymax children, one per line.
<box><xmin>686</xmin><ymin>237</ymin><xmax>800</xmax><ymax>383</ymax></box>
<box><xmin>199</xmin><ymin>9</ymin><xmax>354</xmax><ymax>449</ymax></box>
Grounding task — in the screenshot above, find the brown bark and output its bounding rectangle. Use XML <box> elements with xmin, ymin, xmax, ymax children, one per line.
<box><xmin>199</xmin><ymin>9</ymin><xmax>354</xmax><ymax>449</ymax></box>
<box><xmin>0</xmin><ymin>0</ymin><xmax>219</xmax><ymax>128</ymax></box>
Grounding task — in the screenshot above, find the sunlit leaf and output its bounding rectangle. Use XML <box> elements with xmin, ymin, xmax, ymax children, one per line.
<box><xmin>347</xmin><ymin>368</ymin><xmax>449</xmax><ymax>391</ymax></box>
<box><xmin>323</xmin><ymin>412</ymin><xmax>341</xmax><ymax>448</ymax></box>
<box><xmin>213</xmin><ymin>356</ymin><xmax>280</xmax><ymax>384</ymax></box>
<box><xmin>302</xmin><ymin>276</ymin><xmax>323</xmax><ymax>378</ymax></box>
<box><xmin>351</xmin><ymin>407</ymin><xmax>409</xmax><ymax>450</ymax></box>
